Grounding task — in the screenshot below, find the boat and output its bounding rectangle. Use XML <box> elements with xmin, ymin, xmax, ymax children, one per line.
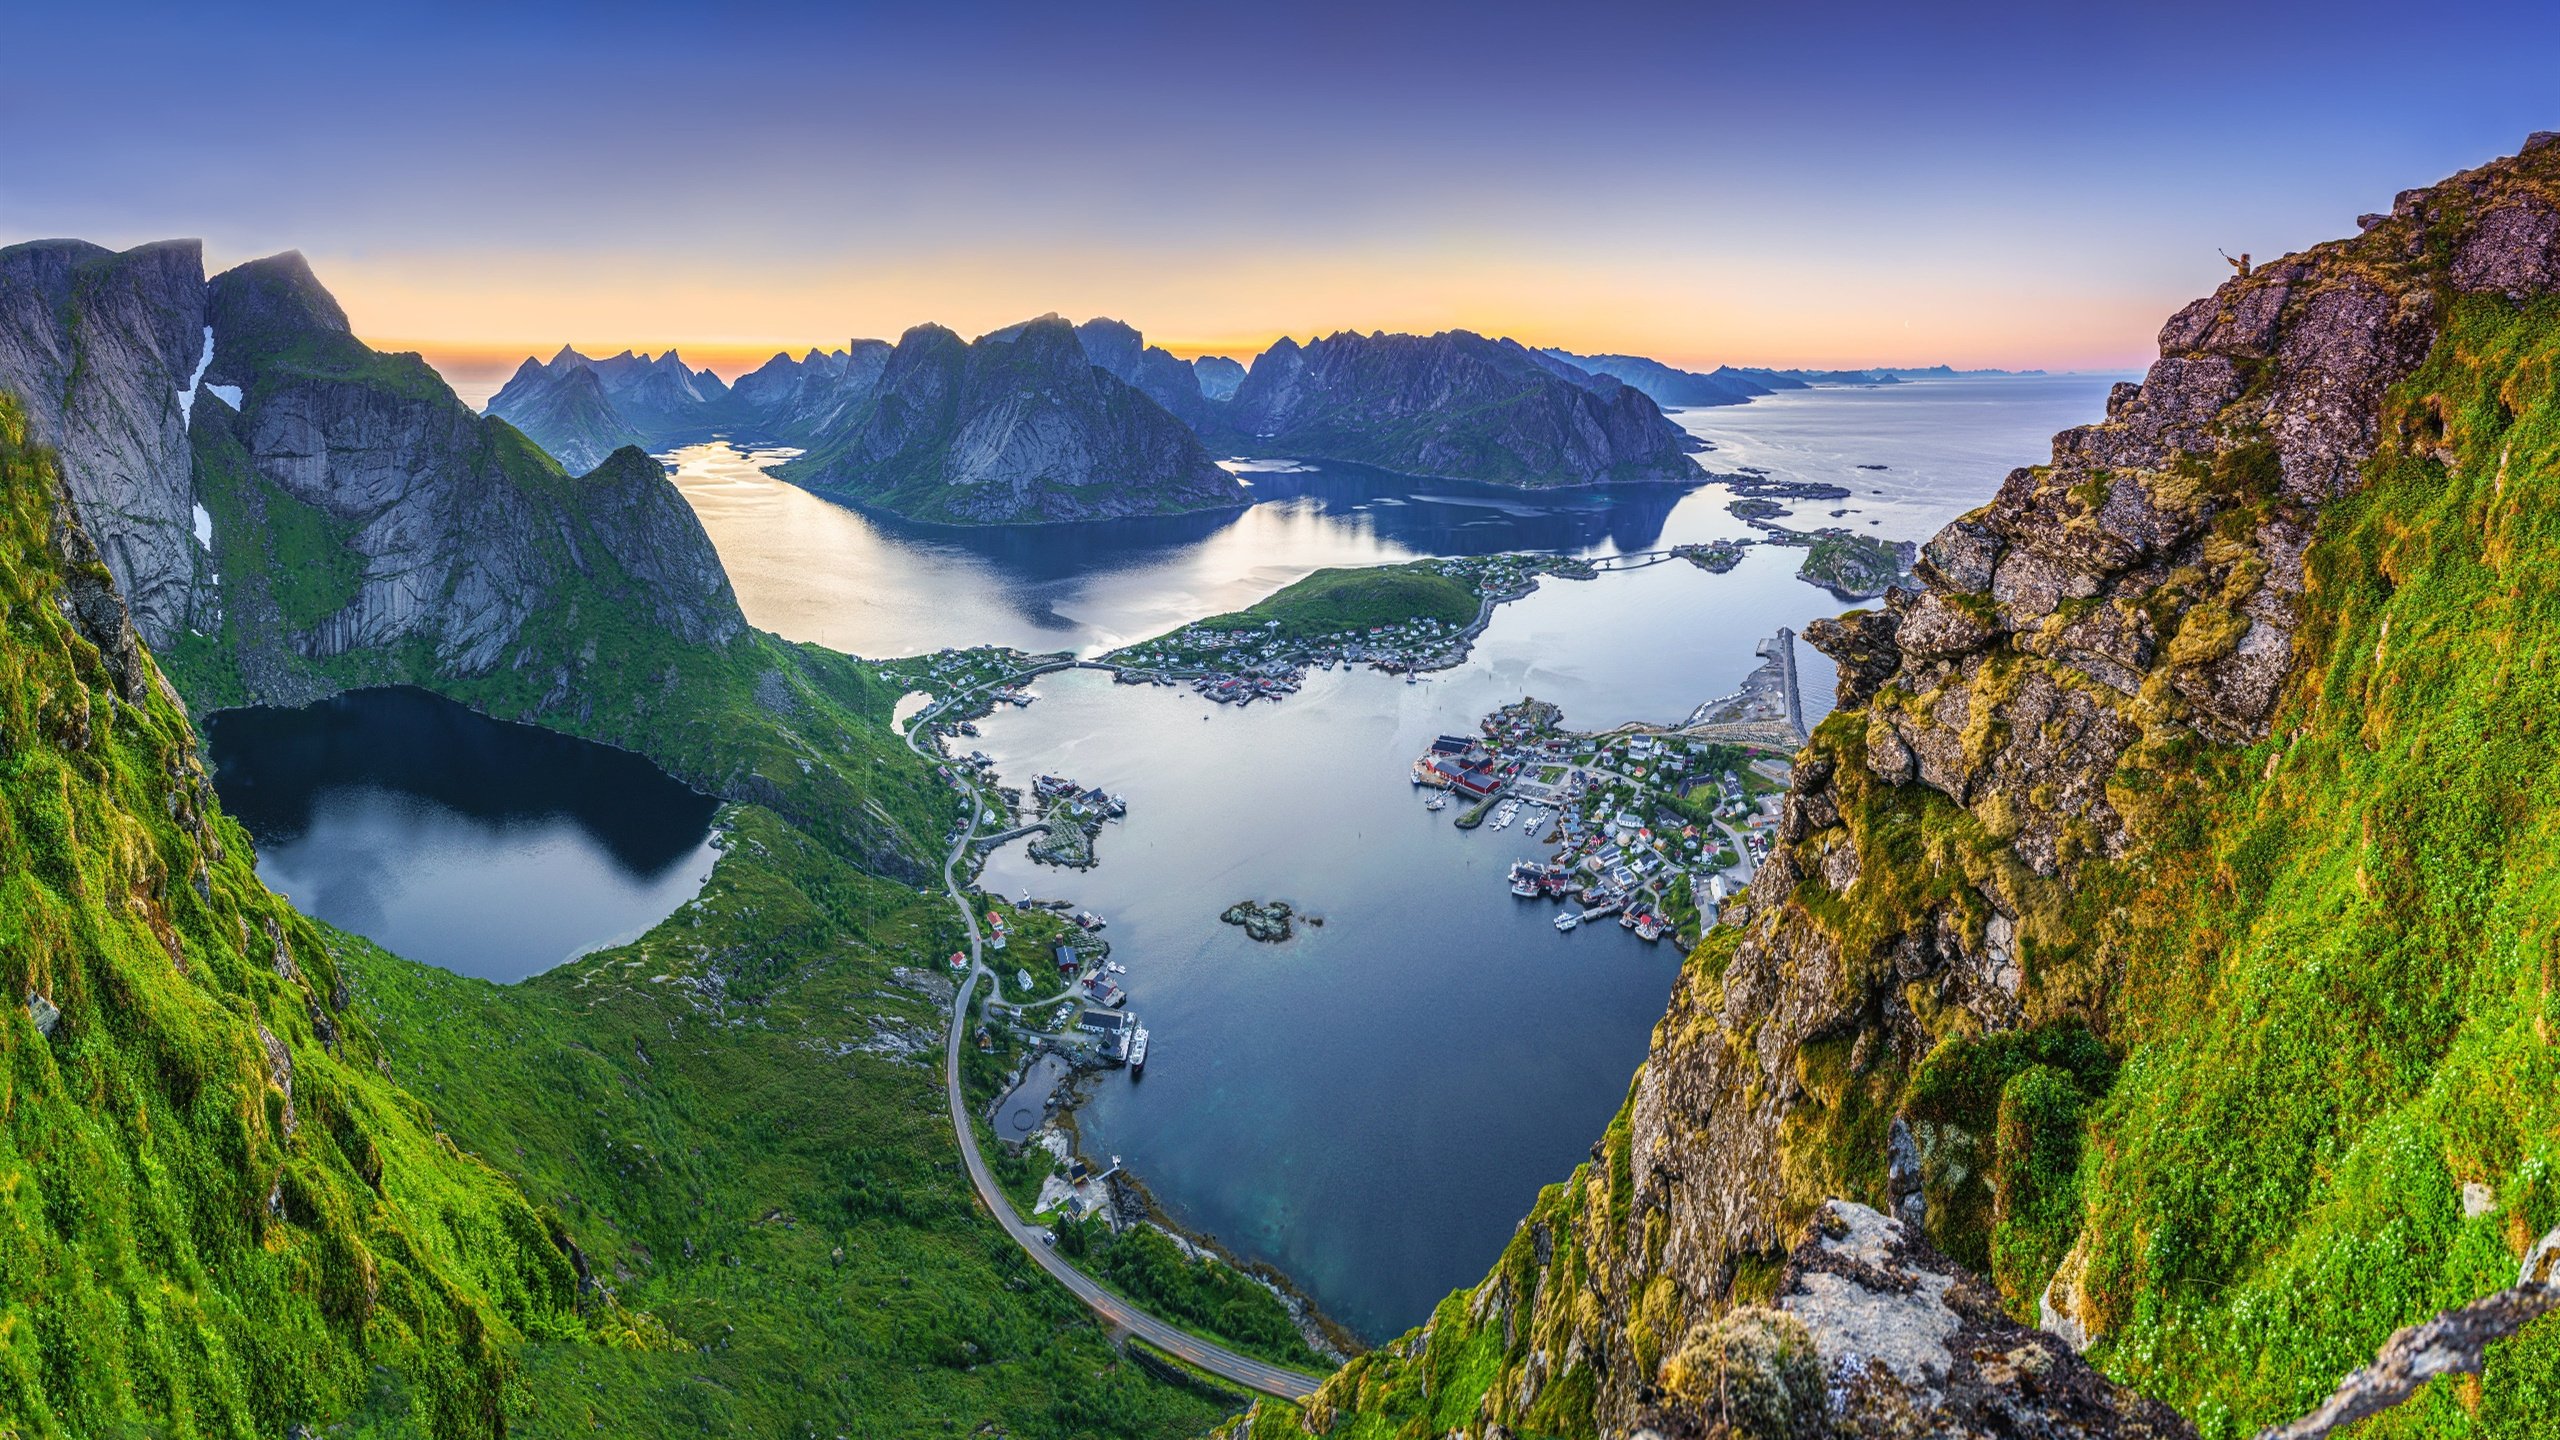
<box><xmin>1129</xmin><ymin>1027</ymin><xmax>1149</xmax><ymax>1071</ymax></box>
<box><xmin>1555</xmin><ymin>911</ymin><xmax>1582</xmax><ymax>932</ymax></box>
<box><xmin>1424</xmin><ymin>793</ymin><xmax>1449</xmax><ymax>811</ymax></box>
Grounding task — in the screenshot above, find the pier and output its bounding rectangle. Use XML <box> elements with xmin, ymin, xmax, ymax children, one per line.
<box><xmin>1760</xmin><ymin>627</ymin><xmax>1806</xmax><ymax>739</ymax></box>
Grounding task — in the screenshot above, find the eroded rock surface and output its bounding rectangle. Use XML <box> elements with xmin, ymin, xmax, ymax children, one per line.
<box><xmin>0</xmin><ymin>238</ymin><xmax>208</xmax><ymax>645</ymax></box>
<box><xmin>1629</xmin><ymin>1202</ymin><xmax>2191</xmax><ymax>1440</ymax></box>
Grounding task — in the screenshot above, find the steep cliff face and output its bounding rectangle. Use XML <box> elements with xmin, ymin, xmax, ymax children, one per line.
<box><xmin>0</xmin><ymin>393</ymin><xmax>588</xmax><ymax>1437</ymax></box>
<box><xmin>778</xmin><ymin>314</ymin><xmax>1247</xmax><ymax>524</ymax></box>
<box><xmin>1227</xmin><ymin>330</ymin><xmax>1702</xmax><ymax>487</ymax></box>
<box><xmin>1310</xmin><ymin>137</ymin><xmax>2560</xmax><ymax>1440</ymax></box>
<box><xmin>0</xmin><ymin>239</ymin><xmax>208</xmax><ymax>646</ymax></box>
<box><xmin>193</xmin><ymin>252</ymin><xmax>743</xmax><ymax>682</ymax></box>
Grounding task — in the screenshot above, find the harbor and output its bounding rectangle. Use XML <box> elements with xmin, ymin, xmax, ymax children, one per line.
<box><xmin>1407</xmin><ymin>632</ymin><xmax>1809</xmax><ymax>950</ymax></box>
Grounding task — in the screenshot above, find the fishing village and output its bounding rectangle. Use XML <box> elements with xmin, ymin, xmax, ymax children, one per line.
<box><xmin>1407</xmin><ymin>629</ymin><xmax>1808</xmax><ymax>950</ymax></box>
<box><xmin>870</xmin><ymin>580</ymin><xmax>1816</xmax><ymax>1365</ymax></box>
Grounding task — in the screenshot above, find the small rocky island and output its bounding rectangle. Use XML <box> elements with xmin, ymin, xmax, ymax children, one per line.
<box><xmin>1220</xmin><ymin>900</ymin><xmax>1305</xmax><ymax>942</ymax></box>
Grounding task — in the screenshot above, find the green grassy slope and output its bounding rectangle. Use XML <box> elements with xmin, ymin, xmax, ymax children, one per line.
<box><xmin>1190</xmin><ymin>565</ymin><xmax>1480</xmax><ymax>642</ymax></box>
<box><xmin>2067</xmin><ymin>296</ymin><xmax>2560</xmax><ymax>1435</ymax></box>
<box><xmin>0</xmin><ymin>395</ymin><xmax>598</xmax><ymax>1439</ymax></box>
<box><xmin>1298</xmin><ymin>299</ymin><xmax>2560</xmax><ymax>1440</ymax></box>
<box><xmin>338</xmin><ymin>808</ymin><xmax>1235</xmax><ymax>1438</ymax></box>
<box><xmin>2</xmin><ymin>387</ymin><xmax>1247</xmax><ymax>1436</ymax></box>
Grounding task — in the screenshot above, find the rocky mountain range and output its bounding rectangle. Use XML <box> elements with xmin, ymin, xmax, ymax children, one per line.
<box><xmin>191</xmin><ymin>253</ymin><xmax>745</xmax><ymax>684</ymax></box>
<box><xmin>485</xmin><ymin>345</ymin><xmax>732</xmax><ymax>467</ymax></box>
<box><xmin>473</xmin><ymin>353</ymin><xmax>641</xmax><ymax>472</ymax></box>
<box><xmin>1541</xmin><ymin>348</ymin><xmax>1792</xmax><ymax>408</ymax></box>
<box><xmin>1072</xmin><ymin>316</ymin><xmax>1233</xmax><ymax>437</ymax></box>
<box><xmin>489</xmin><ymin>317</ymin><xmax>1729</xmax><ymax>514</ymax></box>
<box><xmin>729</xmin><ymin>339</ymin><xmax>894</xmax><ymax>440</ymax></box>
<box><xmin>776</xmin><ymin>314</ymin><xmax>1246</xmax><ymax>524</ymax></box>
<box><xmin>1226</xmin><ymin>328</ymin><xmax>1704</xmax><ymax>486</ymax></box>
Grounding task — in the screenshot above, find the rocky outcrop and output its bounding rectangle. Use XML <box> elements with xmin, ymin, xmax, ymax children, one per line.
<box><xmin>1595</xmin><ymin>151</ymin><xmax>2468</xmax><ymax>1419</ymax></box>
<box><xmin>778</xmin><ymin>314</ymin><xmax>1247</xmax><ymax>524</ymax></box>
<box><xmin>1631</xmin><ymin>1202</ymin><xmax>2193</xmax><ymax>1440</ymax></box>
<box><xmin>0</xmin><ymin>238</ymin><xmax>209</xmax><ymax>646</ymax></box>
<box><xmin>1309</xmin><ymin>136</ymin><xmax>2560</xmax><ymax>1440</ymax></box>
<box><xmin>1226</xmin><ymin>329</ymin><xmax>1702</xmax><ymax>487</ymax></box>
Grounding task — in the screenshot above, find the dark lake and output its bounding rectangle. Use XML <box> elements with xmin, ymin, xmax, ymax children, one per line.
<box><xmin>206</xmin><ymin>687</ymin><xmax>721</xmax><ymax>982</ymax></box>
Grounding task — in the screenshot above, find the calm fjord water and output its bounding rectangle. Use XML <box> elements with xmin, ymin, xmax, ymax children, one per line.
<box><xmin>667</xmin><ymin>374</ymin><xmax>2117</xmax><ymax>1338</ymax></box>
<box><xmin>207</xmin><ymin>688</ymin><xmax>720</xmax><ymax>983</ymax></box>
<box><xmin>209</xmin><ymin>375</ymin><xmax>2111</xmax><ymax>1337</ymax></box>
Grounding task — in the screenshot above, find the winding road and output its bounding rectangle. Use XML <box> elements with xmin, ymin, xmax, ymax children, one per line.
<box><xmin>904</xmin><ymin>676</ymin><xmax>1328</xmax><ymax>1402</ymax></box>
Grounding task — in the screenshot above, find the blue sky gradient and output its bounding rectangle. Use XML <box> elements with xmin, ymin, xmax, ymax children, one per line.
<box><xmin>7</xmin><ymin>0</ymin><xmax>2556</xmax><ymax>368</ymax></box>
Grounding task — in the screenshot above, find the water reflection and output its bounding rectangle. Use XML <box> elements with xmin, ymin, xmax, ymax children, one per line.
<box><xmin>207</xmin><ymin>688</ymin><xmax>720</xmax><ymax>982</ymax></box>
<box><xmin>671</xmin><ymin>376</ymin><xmax>2114</xmax><ymax>661</ymax></box>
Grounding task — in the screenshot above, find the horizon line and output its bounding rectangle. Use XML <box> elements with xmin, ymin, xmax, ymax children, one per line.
<box><xmin>369</xmin><ymin>334</ymin><xmax>2142</xmax><ymax>383</ymax></box>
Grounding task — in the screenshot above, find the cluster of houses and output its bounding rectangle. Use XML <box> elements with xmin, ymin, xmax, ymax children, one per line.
<box><xmin>1023</xmin><ymin>773</ymin><xmax>1124</xmax><ymax>868</ymax></box>
<box><xmin>874</xmin><ymin>644</ymin><xmax>1052</xmax><ymax>698</ymax></box>
<box><xmin>1031</xmin><ymin>773</ymin><xmax>1125</xmax><ymax>819</ymax></box>
<box><xmin>1111</xmin><ymin>612</ymin><xmax>1473</xmax><ymax>702</ymax></box>
<box><xmin>1102</xmin><ymin>553</ymin><xmax>1604</xmax><ymax>702</ymax></box>
<box><xmin>1413</xmin><ymin>697</ymin><xmax>1791</xmax><ymax>948</ymax></box>
<box><xmin>1411</xmin><ymin>733</ymin><xmax>1516</xmax><ymax>797</ymax></box>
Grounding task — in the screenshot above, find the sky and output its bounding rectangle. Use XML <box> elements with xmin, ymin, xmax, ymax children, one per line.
<box><xmin>7</xmin><ymin>0</ymin><xmax>2560</xmax><ymax>376</ymax></box>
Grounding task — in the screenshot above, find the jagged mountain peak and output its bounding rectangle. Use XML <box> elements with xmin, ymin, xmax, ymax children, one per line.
<box><xmin>1228</xmin><ymin>324</ymin><xmax>1698</xmax><ymax>486</ymax></box>
<box><xmin>209</xmin><ymin>250</ymin><xmax>352</xmax><ymax>340</ymax></box>
<box><xmin>777</xmin><ymin>312</ymin><xmax>1243</xmax><ymax>524</ymax></box>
